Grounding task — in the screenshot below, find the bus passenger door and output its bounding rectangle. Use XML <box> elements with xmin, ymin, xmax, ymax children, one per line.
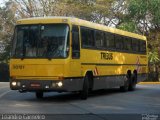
<box><xmin>70</xmin><ymin>25</ymin><xmax>81</xmax><ymax>77</ymax></box>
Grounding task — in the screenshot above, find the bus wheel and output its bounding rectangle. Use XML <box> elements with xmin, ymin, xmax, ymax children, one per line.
<box><xmin>128</xmin><ymin>73</ymin><xmax>137</xmax><ymax>91</ymax></box>
<box><xmin>36</xmin><ymin>91</ymin><xmax>43</xmax><ymax>99</ymax></box>
<box><xmin>120</xmin><ymin>74</ymin><xmax>130</xmax><ymax>92</ymax></box>
<box><xmin>80</xmin><ymin>75</ymin><xmax>89</xmax><ymax>100</ymax></box>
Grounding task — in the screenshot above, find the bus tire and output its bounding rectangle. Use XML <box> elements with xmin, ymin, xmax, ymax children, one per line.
<box><xmin>120</xmin><ymin>74</ymin><xmax>130</xmax><ymax>92</ymax></box>
<box><xmin>128</xmin><ymin>73</ymin><xmax>137</xmax><ymax>91</ymax></box>
<box><xmin>36</xmin><ymin>91</ymin><xmax>43</xmax><ymax>99</ymax></box>
<box><xmin>80</xmin><ymin>75</ymin><xmax>89</xmax><ymax>100</ymax></box>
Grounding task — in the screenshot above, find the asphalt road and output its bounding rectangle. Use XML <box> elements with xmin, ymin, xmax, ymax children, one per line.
<box><xmin>0</xmin><ymin>82</ymin><xmax>160</xmax><ymax>120</ymax></box>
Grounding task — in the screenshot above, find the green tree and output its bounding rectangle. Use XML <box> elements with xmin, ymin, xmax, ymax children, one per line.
<box><xmin>0</xmin><ymin>1</ymin><xmax>17</xmax><ymax>63</ymax></box>
<box><xmin>148</xmin><ymin>50</ymin><xmax>160</xmax><ymax>64</ymax></box>
<box><xmin>13</xmin><ymin>0</ymin><xmax>115</xmax><ymax>24</ymax></box>
<box><xmin>117</xmin><ymin>21</ymin><xmax>137</xmax><ymax>32</ymax></box>
<box><xmin>127</xmin><ymin>0</ymin><xmax>160</xmax><ymax>57</ymax></box>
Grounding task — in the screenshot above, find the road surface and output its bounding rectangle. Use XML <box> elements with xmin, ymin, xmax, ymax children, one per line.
<box><xmin>0</xmin><ymin>82</ymin><xmax>160</xmax><ymax>120</ymax></box>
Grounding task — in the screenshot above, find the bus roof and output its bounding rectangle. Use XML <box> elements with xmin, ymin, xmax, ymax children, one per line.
<box><xmin>17</xmin><ymin>17</ymin><xmax>146</xmax><ymax>40</ymax></box>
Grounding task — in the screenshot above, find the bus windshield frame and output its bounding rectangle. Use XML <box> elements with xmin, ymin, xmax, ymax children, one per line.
<box><xmin>11</xmin><ymin>24</ymin><xmax>70</xmax><ymax>59</ymax></box>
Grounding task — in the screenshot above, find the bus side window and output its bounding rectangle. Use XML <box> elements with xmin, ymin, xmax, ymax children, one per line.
<box><xmin>140</xmin><ymin>40</ymin><xmax>146</xmax><ymax>54</ymax></box>
<box><xmin>115</xmin><ymin>35</ymin><xmax>124</xmax><ymax>51</ymax></box>
<box><xmin>81</xmin><ymin>27</ymin><xmax>95</xmax><ymax>48</ymax></box>
<box><xmin>132</xmin><ymin>38</ymin><xmax>140</xmax><ymax>52</ymax></box>
<box><xmin>72</xmin><ymin>26</ymin><xmax>80</xmax><ymax>59</ymax></box>
<box><xmin>95</xmin><ymin>30</ymin><xmax>104</xmax><ymax>48</ymax></box>
<box><xmin>124</xmin><ymin>37</ymin><xmax>132</xmax><ymax>51</ymax></box>
<box><xmin>107</xmin><ymin>33</ymin><xmax>115</xmax><ymax>49</ymax></box>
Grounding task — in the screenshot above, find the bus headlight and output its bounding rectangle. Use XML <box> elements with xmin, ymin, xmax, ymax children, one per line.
<box><xmin>57</xmin><ymin>82</ymin><xmax>63</xmax><ymax>87</ymax></box>
<box><xmin>12</xmin><ymin>81</ymin><xmax>17</xmax><ymax>86</ymax></box>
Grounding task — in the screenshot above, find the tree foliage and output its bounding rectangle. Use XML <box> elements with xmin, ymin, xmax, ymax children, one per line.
<box><xmin>127</xmin><ymin>0</ymin><xmax>160</xmax><ymax>33</ymax></box>
<box><xmin>0</xmin><ymin>1</ymin><xmax>17</xmax><ymax>63</ymax></box>
<box><xmin>148</xmin><ymin>50</ymin><xmax>160</xmax><ymax>64</ymax></box>
<box><xmin>13</xmin><ymin>0</ymin><xmax>115</xmax><ymax>24</ymax></box>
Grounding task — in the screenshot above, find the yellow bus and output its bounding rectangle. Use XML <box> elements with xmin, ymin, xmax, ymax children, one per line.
<box><xmin>10</xmin><ymin>17</ymin><xmax>148</xmax><ymax>100</ymax></box>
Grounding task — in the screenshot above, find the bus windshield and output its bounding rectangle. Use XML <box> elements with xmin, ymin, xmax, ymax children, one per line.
<box><xmin>12</xmin><ymin>24</ymin><xmax>69</xmax><ymax>58</ymax></box>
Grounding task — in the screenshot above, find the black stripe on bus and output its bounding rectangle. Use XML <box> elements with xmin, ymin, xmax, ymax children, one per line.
<box><xmin>81</xmin><ymin>63</ymin><xmax>147</xmax><ymax>66</ymax></box>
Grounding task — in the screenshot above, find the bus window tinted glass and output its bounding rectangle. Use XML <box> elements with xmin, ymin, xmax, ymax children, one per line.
<box><xmin>124</xmin><ymin>37</ymin><xmax>132</xmax><ymax>51</ymax></box>
<box><xmin>132</xmin><ymin>39</ymin><xmax>140</xmax><ymax>52</ymax></box>
<box><xmin>12</xmin><ymin>24</ymin><xmax>69</xmax><ymax>58</ymax></box>
<box><xmin>115</xmin><ymin>35</ymin><xmax>124</xmax><ymax>50</ymax></box>
<box><xmin>39</xmin><ymin>25</ymin><xmax>69</xmax><ymax>58</ymax></box>
<box><xmin>95</xmin><ymin>31</ymin><xmax>104</xmax><ymax>48</ymax></box>
<box><xmin>81</xmin><ymin>27</ymin><xmax>94</xmax><ymax>48</ymax></box>
<box><xmin>105</xmin><ymin>33</ymin><xmax>115</xmax><ymax>49</ymax></box>
<box><xmin>140</xmin><ymin>41</ymin><xmax>146</xmax><ymax>53</ymax></box>
<box><xmin>72</xmin><ymin>26</ymin><xmax>80</xmax><ymax>58</ymax></box>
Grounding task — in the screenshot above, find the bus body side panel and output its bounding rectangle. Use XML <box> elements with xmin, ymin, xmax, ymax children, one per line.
<box><xmin>93</xmin><ymin>76</ymin><xmax>125</xmax><ymax>90</ymax></box>
<box><xmin>80</xmin><ymin>49</ymin><xmax>148</xmax><ymax>90</ymax></box>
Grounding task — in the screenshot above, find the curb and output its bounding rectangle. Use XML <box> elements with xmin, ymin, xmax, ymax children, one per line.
<box><xmin>138</xmin><ymin>82</ymin><xmax>160</xmax><ymax>85</ymax></box>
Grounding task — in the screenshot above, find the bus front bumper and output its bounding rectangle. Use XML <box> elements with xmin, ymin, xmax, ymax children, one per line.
<box><xmin>10</xmin><ymin>79</ymin><xmax>83</xmax><ymax>92</ymax></box>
